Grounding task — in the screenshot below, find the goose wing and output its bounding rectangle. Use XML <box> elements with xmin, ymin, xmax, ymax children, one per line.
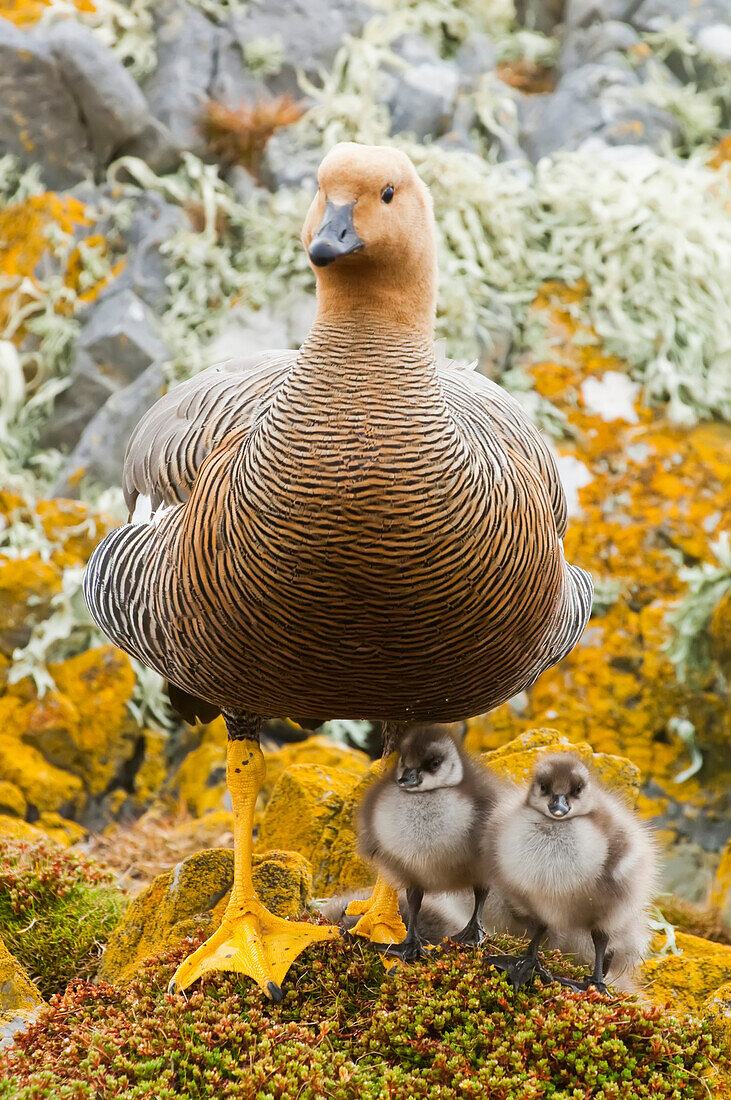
<box><xmin>439</xmin><ymin>363</ymin><xmax>568</xmax><ymax>539</ymax></box>
<box><xmin>122</xmin><ymin>349</ymin><xmax>295</xmax><ymax>513</ymax></box>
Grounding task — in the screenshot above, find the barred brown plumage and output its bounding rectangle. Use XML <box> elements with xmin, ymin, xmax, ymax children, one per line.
<box><xmin>83</xmin><ymin>142</ymin><xmax>593</xmax><ymax>999</ymax></box>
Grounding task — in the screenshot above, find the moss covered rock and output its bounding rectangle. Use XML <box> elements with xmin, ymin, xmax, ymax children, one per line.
<box><xmin>0</xmin><ymin>936</ymin><xmax>724</xmax><ymax>1098</ymax></box>
<box><xmin>99</xmin><ymin>847</ymin><xmax>313</xmax><ymax>985</ymax></box>
<box><xmin>0</xmin><ymin>838</ymin><xmax>125</xmax><ymax>998</ymax></box>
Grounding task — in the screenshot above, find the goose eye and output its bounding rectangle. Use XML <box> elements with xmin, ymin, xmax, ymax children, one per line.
<box><xmin>381</xmin><ymin>185</ymin><xmax>394</xmax><ymax>204</ymax></box>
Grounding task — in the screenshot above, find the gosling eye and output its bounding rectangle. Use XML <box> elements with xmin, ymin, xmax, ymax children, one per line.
<box><xmin>425</xmin><ymin>756</ymin><xmax>442</xmax><ymax>772</ymax></box>
<box><xmin>572</xmin><ymin>783</ymin><xmax>584</xmax><ymax>797</ymax></box>
<box><xmin>381</xmin><ymin>185</ymin><xmax>394</xmax><ymax>204</ymax></box>
<box><xmin>539</xmin><ymin>782</ymin><xmax>550</xmax><ymax>796</ymax></box>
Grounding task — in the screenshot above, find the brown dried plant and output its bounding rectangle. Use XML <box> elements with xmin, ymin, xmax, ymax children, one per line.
<box><xmin>202</xmin><ymin>95</ymin><xmax>306</xmax><ymax>177</ymax></box>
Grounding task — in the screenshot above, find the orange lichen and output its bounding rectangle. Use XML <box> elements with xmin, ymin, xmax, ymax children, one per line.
<box><xmin>0</xmin><ymin>555</ymin><xmax>60</xmax><ymax>657</ymax></box>
<box><xmin>64</xmin><ymin>233</ymin><xmax>126</xmax><ymax>305</ymax></box>
<box><xmin>0</xmin><ymin>193</ymin><xmax>89</xmax><ymax>327</ymax></box>
<box><xmin>35</xmin><ymin>498</ymin><xmax>116</xmax><ymax>564</ymax></box>
<box><xmin>496</xmin><ymin>60</ymin><xmax>557</xmax><ymax>95</ymax></box>
<box><xmin>0</xmin><ymin>0</ymin><xmax>94</xmax><ymax>26</ymax></box>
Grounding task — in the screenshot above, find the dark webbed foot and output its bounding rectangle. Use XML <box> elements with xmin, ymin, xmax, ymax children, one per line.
<box><xmin>373</xmin><ymin>934</ymin><xmax>430</xmax><ymax>962</ymax></box>
<box><xmin>483</xmin><ymin>952</ymin><xmax>556</xmax><ymax>988</ymax></box>
<box><xmin>555</xmin><ymin>975</ymin><xmax>610</xmax><ymax>994</ymax></box>
<box><xmin>450</xmin><ymin>917</ymin><xmax>485</xmax><ymax>948</ymax></box>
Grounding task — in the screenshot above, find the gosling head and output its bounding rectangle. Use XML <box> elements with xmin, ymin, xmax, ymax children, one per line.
<box><xmin>301</xmin><ymin>142</ymin><xmax>437</xmax><ymax>332</ymax></box>
<box><xmin>526</xmin><ymin>754</ymin><xmax>594</xmax><ymax>821</ymax></box>
<box><xmin>394</xmin><ymin>725</ymin><xmax>464</xmax><ymax>793</ymax></box>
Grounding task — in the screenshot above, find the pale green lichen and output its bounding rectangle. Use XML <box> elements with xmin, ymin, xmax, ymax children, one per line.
<box><xmin>242</xmin><ymin>34</ymin><xmax>286</xmax><ymax>79</ymax></box>
<box><xmin>666</xmin><ymin>532</ymin><xmax>731</xmax><ymax>685</ymax></box>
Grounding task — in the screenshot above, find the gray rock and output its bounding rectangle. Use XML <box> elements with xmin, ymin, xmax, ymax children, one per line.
<box><xmin>388</xmin><ymin>60</ymin><xmax>460</xmax><ymax>140</ymax></box>
<box><xmin>233</xmin><ymin>0</ymin><xmax>372</xmax><ymax>98</ymax></box>
<box><xmin>110</xmin><ymin>193</ymin><xmax>187</xmax><ymax>312</ymax></box>
<box><xmin>564</xmin><ymin>0</ymin><xmax>637</xmax><ymax>31</ymax></box>
<box><xmin>559</xmin><ymin>20</ymin><xmax>641</xmax><ymax>75</ymax></box>
<box><xmin>0</xmin><ymin>20</ymin><xmax>92</xmax><ymax>188</ymax></box>
<box><xmin>227</xmin><ymin>165</ymin><xmax>258</xmax><ymax>204</ymax></box>
<box><xmin>389</xmin><ymin>32</ymin><xmax>441</xmax><ymax>67</ymax></box>
<box><xmin>143</xmin><ymin>0</ymin><xmax>225</xmax><ymax>152</ymax></box>
<box><xmin>55</xmin><ymin>360</ymin><xmax>166</xmax><ymax>495</ymax></box>
<box><xmin>259</xmin><ymin>128</ymin><xmax>322</xmax><ymax>191</ymax></box>
<box><xmin>453</xmin><ymin>33</ymin><xmax>497</xmax><ymax>91</ymax></box>
<box><xmin>630</xmin><ymin>0</ymin><xmax>731</xmax><ymax>34</ymax></box>
<box><xmin>77</xmin><ymin>289</ymin><xmax>169</xmax><ymax>383</ymax></box>
<box><xmin>39</xmin><ymin>350</ymin><xmax>119</xmax><ymax>451</ymax></box>
<box><xmin>115</xmin><ymin>116</ymin><xmax>182</xmax><ymax>177</ymax></box>
<box><xmin>46</xmin><ymin>21</ymin><xmax>151</xmax><ymax>165</ymax></box>
<box><xmin>515</xmin><ymin>0</ymin><xmax>567</xmax><ymax>33</ymax></box>
<box><xmin>519</xmin><ymin>61</ymin><xmax>681</xmax><ymax>161</ymax></box>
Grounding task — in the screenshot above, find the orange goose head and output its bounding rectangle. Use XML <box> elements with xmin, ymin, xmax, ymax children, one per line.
<box><xmin>301</xmin><ymin>142</ymin><xmax>437</xmax><ymax>338</ymax></box>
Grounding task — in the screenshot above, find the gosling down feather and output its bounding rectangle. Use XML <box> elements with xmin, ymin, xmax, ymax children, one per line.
<box><xmin>84</xmin><ymin>142</ymin><xmax>593</xmax><ymax>999</ymax></box>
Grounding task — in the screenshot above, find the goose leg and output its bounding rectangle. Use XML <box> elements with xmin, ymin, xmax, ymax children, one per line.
<box><xmin>346</xmin><ymin>722</ymin><xmax>408</xmax><ymax>952</ymax></box>
<box><xmin>450</xmin><ymin>887</ymin><xmax>488</xmax><ymax>948</ymax></box>
<box><xmin>168</xmin><ymin>712</ymin><xmax>338</xmax><ymax>1002</ymax></box>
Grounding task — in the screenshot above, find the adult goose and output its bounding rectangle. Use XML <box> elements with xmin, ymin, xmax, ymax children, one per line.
<box><xmin>85</xmin><ymin>142</ymin><xmax>593</xmax><ymax>1001</ymax></box>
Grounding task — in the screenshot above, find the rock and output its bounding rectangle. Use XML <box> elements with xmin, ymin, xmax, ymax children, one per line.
<box><xmin>454</xmin><ymin>33</ymin><xmax>497</xmax><ymax>90</ymax></box>
<box><xmin>104</xmin><ymin>192</ymin><xmax>187</xmax><ymax>313</ymax></box>
<box><xmin>143</xmin><ymin>0</ymin><xmax>225</xmax><ymax>152</ymax></box>
<box><xmin>630</xmin><ymin>0</ymin><xmax>731</xmax><ymax>35</ymax></box>
<box><xmin>39</xmin><ymin>349</ymin><xmax>119</xmax><ymax>451</ymax></box>
<box><xmin>515</xmin><ymin>0</ymin><xmax>567</xmax><ymax>33</ymax></box>
<box><xmin>0</xmin><ymin>555</ymin><xmax>59</xmax><ymax>656</ymax></box>
<box><xmin>519</xmin><ymin>62</ymin><xmax>681</xmax><ymax>161</ymax></box>
<box><xmin>232</xmin><ymin>0</ymin><xmax>372</xmax><ymax>99</ymax></box>
<box><xmin>99</xmin><ymin>847</ymin><xmax>313</xmax><ymax>984</ymax></box>
<box><xmin>640</xmin><ymin>931</ymin><xmax>731</xmax><ymax>1014</ymax></box>
<box><xmin>46</xmin><ymin>21</ymin><xmax>152</xmax><ymax>167</ymax></box>
<box><xmin>259</xmin><ymin>128</ymin><xmax>323</xmax><ymax>192</ymax></box>
<box><xmin>0</xmin><ymin>20</ymin><xmax>93</xmax><ymax>188</ymax></box>
<box><xmin>77</xmin><ymin>289</ymin><xmax>169</xmax><ymax>385</ymax></box>
<box><xmin>0</xmin><ymin>781</ymin><xmax>26</xmax><ymax>818</ymax></box>
<box><xmin>477</xmin><ymin>727</ymin><xmax>642</xmax><ymax>800</ymax></box>
<box><xmin>559</xmin><ymin>20</ymin><xmax>641</xmax><ymax>75</ymax></box>
<box><xmin>26</xmin><ymin>647</ymin><xmax>139</xmax><ymax>798</ymax></box>
<box><xmin>114</xmin><ymin>117</ymin><xmax>182</xmax><ymax>178</ymax></box>
<box><xmin>564</xmin><ymin>0</ymin><xmax>637</xmax><ymax>31</ymax></box>
<box><xmin>703</xmin><ymin>981</ymin><xmax>731</xmax><ymax>1053</ymax></box>
<box><xmin>55</xmin><ymin>359</ymin><xmax>166</xmax><ymax>495</ymax></box>
<box><xmin>713</xmin><ymin>840</ymin><xmax>731</xmax><ymax>926</ymax></box>
<box><xmin>258</xmin><ymin>760</ymin><xmax>374</xmax><ymax>894</ymax></box>
<box><xmin>204</xmin><ymin>295</ymin><xmax>314</xmax><ymax>366</ymax></box>
<box><xmin>387</xmin><ymin>61</ymin><xmax>460</xmax><ymax>141</ymax></box>
<box><xmin>0</xmin><ymin>939</ymin><xmax>44</xmax><ymax>1050</ymax></box>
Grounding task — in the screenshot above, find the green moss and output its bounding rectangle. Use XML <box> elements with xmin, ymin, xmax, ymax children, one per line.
<box><xmin>0</xmin><ymin>933</ymin><xmax>723</xmax><ymax>1099</ymax></box>
<box><xmin>0</xmin><ymin>838</ymin><xmax>126</xmax><ymax>998</ymax></box>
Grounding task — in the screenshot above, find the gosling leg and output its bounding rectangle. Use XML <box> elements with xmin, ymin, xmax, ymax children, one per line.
<box><xmin>484</xmin><ymin>922</ymin><xmax>554</xmax><ymax>988</ymax></box>
<box><xmin>450</xmin><ymin>887</ymin><xmax>488</xmax><ymax>948</ymax></box>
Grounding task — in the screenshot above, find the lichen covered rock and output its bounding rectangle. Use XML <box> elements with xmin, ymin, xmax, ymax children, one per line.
<box><xmin>0</xmin><ymin>938</ymin><xmax>44</xmax><ymax>1051</ymax></box>
<box><xmin>641</xmin><ymin>932</ymin><xmax>731</xmax><ymax>1015</ymax></box>
<box><xmin>99</xmin><ymin>847</ymin><xmax>313</xmax><ymax>985</ymax></box>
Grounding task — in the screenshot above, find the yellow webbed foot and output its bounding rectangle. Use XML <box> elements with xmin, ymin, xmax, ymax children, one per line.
<box><xmin>169</xmin><ymin>894</ymin><xmax>339</xmax><ymax>1002</ymax></box>
<box><xmin>346</xmin><ymin>880</ymin><xmax>406</xmax><ymax>969</ymax></box>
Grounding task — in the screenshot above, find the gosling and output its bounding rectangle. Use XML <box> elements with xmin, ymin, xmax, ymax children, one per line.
<box><xmin>357</xmin><ymin>724</ymin><xmax>502</xmax><ymax>960</ymax></box>
<box><xmin>486</xmin><ymin>753</ymin><xmax>658</xmax><ymax>992</ymax></box>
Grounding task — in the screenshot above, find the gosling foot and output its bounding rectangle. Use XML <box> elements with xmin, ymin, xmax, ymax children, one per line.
<box><xmin>168</xmin><ymin>894</ymin><xmax>338</xmax><ymax>1001</ymax></box>
<box><xmin>449</xmin><ymin>916</ymin><xmax>485</xmax><ymax>949</ymax></box>
<box><xmin>374</xmin><ymin>933</ymin><xmax>430</xmax><ymax>962</ymax></box>
<box><xmin>556</xmin><ymin>975</ymin><xmax>610</xmax><ymax>995</ymax></box>
<box><xmin>484</xmin><ymin>952</ymin><xmax>555</xmax><ymax>989</ymax></box>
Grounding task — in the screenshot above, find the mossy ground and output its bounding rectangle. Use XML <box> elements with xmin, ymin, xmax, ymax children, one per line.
<box><xmin>0</xmin><ymin>839</ymin><xmax>126</xmax><ymax>998</ymax></box>
<box><xmin>0</xmin><ymin>933</ymin><xmax>724</xmax><ymax>1100</ymax></box>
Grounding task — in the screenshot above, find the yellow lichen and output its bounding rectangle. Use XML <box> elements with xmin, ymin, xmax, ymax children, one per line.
<box><xmin>0</xmin><ymin>555</ymin><xmax>60</xmax><ymax>657</ymax></box>
<box><xmin>641</xmin><ymin>931</ymin><xmax>731</xmax><ymax>1014</ymax></box>
<box><xmin>0</xmin><ymin>733</ymin><xmax>82</xmax><ymax>815</ymax></box>
<box><xmin>713</xmin><ymin>841</ymin><xmax>731</xmax><ymax>925</ymax></box>
<box><xmin>0</xmin><ymin>780</ymin><xmax>26</xmax><ymax>818</ymax></box>
<box><xmin>466</xmin><ymin>285</ymin><xmax>730</xmax><ymax>823</ymax></box>
<box><xmin>703</xmin><ymin>981</ymin><xmax>731</xmax><ymax>1055</ymax></box>
<box><xmin>132</xmin><ymin>728</ymin><xmax>168</xmax><ymax>808</ymax></box>
<box><xmin>0</xmin><ymin>938</ymin><xmax>44</xmax><ymax>1015</ymax></box>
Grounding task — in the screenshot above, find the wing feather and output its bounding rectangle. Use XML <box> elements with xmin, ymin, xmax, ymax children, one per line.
<box><xmin>122</xmin><ymin>350</ymin><xmax>295</xmax><ymax>512</ymax></box>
